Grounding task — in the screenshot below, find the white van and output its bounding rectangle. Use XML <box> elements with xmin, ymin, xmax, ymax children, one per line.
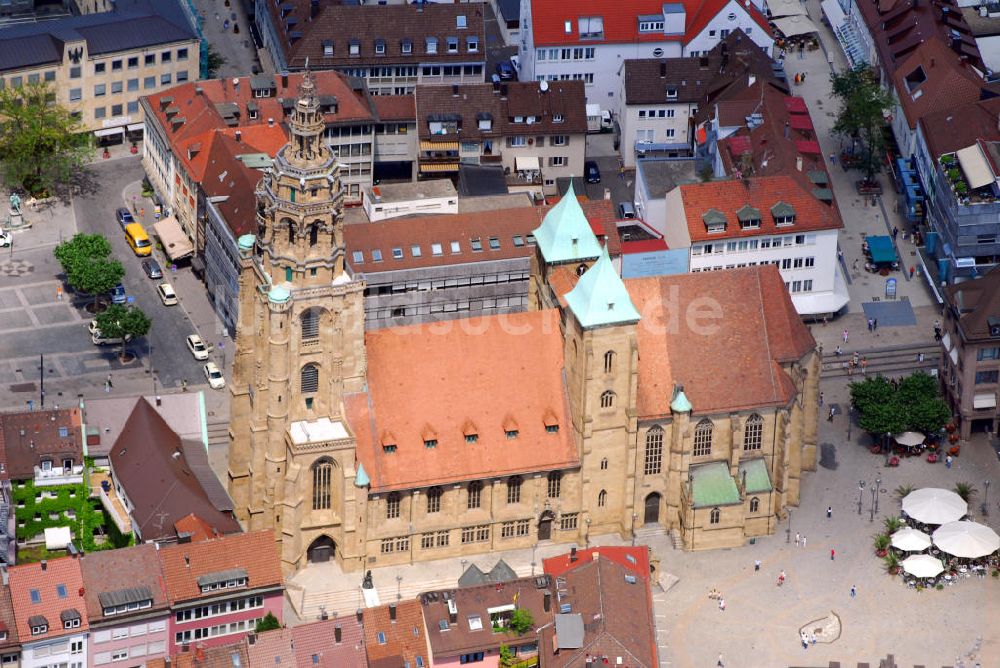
<box><xmin>587</xmin><ymin>105</ymin><xmax>612</xmax><ymax>133</ymax></box>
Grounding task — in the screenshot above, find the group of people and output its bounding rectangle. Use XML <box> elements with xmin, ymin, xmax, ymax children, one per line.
<box><xmin>833</xmin><ymin>349</ymin><xmax>868</xmax><ymax>376</ymax></box>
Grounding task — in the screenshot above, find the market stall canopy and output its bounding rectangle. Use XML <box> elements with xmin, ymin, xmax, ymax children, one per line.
<box><xmin>773</xmin><ymin>15</ymin><xmax>821</xmax><ymax>37</ymax></box>
<box><xmin>891</xmin><ymin>527</ymin><xmax>931</xmax><ymax>552</ymax></box>
<box><xmin>901</xmin><ymin>554</ymin><xmax>944</xmax><ymax>578</ymax></box>
<box><xmin>955</xmin><ymin>143</ymin><xmax>996</xmax><ymax>190</ymax></box>
<box><xmin>768</xmin><ymin>0</ymin><xmax>809</xmax><ymax>17</ymax></box>
<box><xmin>901</xmin><ymin>488</ymin><xmax>967</xmax><ymax>525</ymax></box>
<box><xmin>893</xmin><ymin>431</ymin><xmax>925</xmax><ymax>447</ymax></box>
<box><xmin>867</xmin><ymin>235</ymin><xmax>897</xmax><ymax>264</ymax></box>
<box><xmin>153</xmin><ymin>216</ymin><xmax>194</xmax><ymax>261</ymax></box>
<box><xmin>932</xmin><ymin>521</ymin><xmax>1000</xmax><ymax>559</ymax></box>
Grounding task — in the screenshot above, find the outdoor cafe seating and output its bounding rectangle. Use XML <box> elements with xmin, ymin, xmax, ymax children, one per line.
<box><xmin>863</xmin><ymin>235</ymin><xmax>899</xmax><ymax>273</ymax></box>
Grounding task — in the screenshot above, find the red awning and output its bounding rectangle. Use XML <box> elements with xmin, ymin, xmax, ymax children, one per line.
<box><xmin>696</xmin><ymin>125</ymin><xmax>707</xmax><ymax>145</ymax></box>
<box><xmin>789</xmin><ymin>115</ymin><xmax>814</xmax><ymax>130</ymax></box>
<box><xmin>784</xmin><ymin>96</ymin><xmax>808</xmax><ymax>113</ymax></box>
<box><xmin>796</xmin><ymin>139</ymin><xmax>822</xmax><ymax>154</ymax></box>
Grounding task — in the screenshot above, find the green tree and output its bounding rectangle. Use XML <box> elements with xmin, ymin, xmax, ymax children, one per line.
<box><xmin>0</xmin><ymin>82</ymin><xmax>91</xmax><ymax>196</ymax></box>
<box><xmin>498</xmin><ymin>644</ymin><xmax>515</xmax><ymax>667</ymax></box>
<box><xmin>206</xmin><ymin>45</ymin><xmax>227</xmax><ymax>79</ymax></box>
<box><xmin>94</xmin><ymin>304</ymin><xmax>151</xmax><ymax>359</ymax></box>
<box><xmin>508</xmin><ymin>608</ymin><xmax>534</xmax><ymax>636</ymax></box>
<box><xmin>904</xmin><ymin>395</ymin><xmax>951</xmax><ymax>434</ymax></box>
<box><xmin>830</xmin><ymin>66</ymin><xmax>895</xmax><ymax>182</ymax></box>
<box><xmin>255</xmin><ymin>612</ymin><xmax>281</xmax><ymax>633</ymax></box>
<box><xmin>856</xmin><ymin>395</ymin><xmax>907</xmax><ymax>435</ymax></box>
<box><xmin>849</xmin><ymin>376</ymin><xmax>896</xmax><ymax>415</ymax></box>
<box><xmin>54</xmin><ymin>234</ymin><xmax>124</xmax><ymax>308</ymax></box>
<box><xmin>953</xmin><ymin>482</ymin><xmax>978</xmax><ymax>503</ymax></box>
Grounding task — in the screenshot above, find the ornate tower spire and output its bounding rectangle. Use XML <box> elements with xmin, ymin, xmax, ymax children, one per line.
<box><xmin>288</xmin><ymin>70</ymin><xmax>328</xmax><ymax>165</ymax></box>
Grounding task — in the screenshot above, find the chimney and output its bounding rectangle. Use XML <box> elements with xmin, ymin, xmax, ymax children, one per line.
<box><xmin>235</xmin><ymin>130</ymin><xmax>242</xmax><ymax>142</ymax></box>
<box><xmin>659</xmin><ymin>63</ymin><xmax>666</xmax><ymax>78</ymax></box>
<box><xmin>155</xmin><ymin>395</ymin><xmax>162</xmax><ymax>407</ymax></box>
<box><xmin>389</xmin><ymin>603</ymin><xmax>397</xmax><ymax>621</ymax></box>
<box><xmin>40</xmin><ymin>559</ymin><xmax>47</xmax><ymax>571</ymax></box>
<box><xmin>247</xmin><ymin>633</ymin><xmax>257</xmax><ymax>646</ymax></box>
<box><xmin>784</xmin><ymin>120</ymin><xmax>790</xmax><ymax>139</ymax></box>
<box><xmin>356</xmin><ymin>609</ymin><xmax>363</xmax><ymax>624</ymax></box>
<box><xmin>591</xmin><ymin>550</ymin><xmax>599</xmax><ymax>561</ymax></box>
<box><xmin>748</xmin><ymin>74</ymin><xmax>756</xmax><ymax>87</ymax></box>
<box><xmin>281</xmin><ymin>73</ymin><xmax>289</xmax><ymax>89</ymax></box>
<box><xmin>543</xmin><ymin>591</ymin><xmax>551</xmax><ymax>612</ymax></box>
<box><xmin>184</xmin><ymin>555</ymin><xmax>190</xmax><ymax>567</ymax></box>
<box><xmin>570</xmin><ymin>547</ymin><xmax>577</xmax><ymax>562</ymax></box>
<box><xmin>334</xmin><ymin>625</ymin><xmax>342</xmax><ymax>643</ymax></box>
<box><xmin>268</xmin><ymin>117</ymin><xmax>275</xmax><ymax>127</ymax></box>
<box><xmin>796</xmin><ymin>155</ymin><xmax>803</xmax><ymax>172</ymax></box>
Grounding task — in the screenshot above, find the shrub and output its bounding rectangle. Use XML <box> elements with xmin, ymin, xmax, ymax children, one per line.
<box><xmin>946</xmin><ymin>168</ymin><xmax>961</xmax><ymax>181</ymax></box>
<box><xmin>508</xmin><ymin>608</ymin><xmax>534</xmax><ymax>636</ymax></box>
<box><xmin>256</xmin><ymin>613</ymin><xmax>281</xmax><ymax>633</ymax></box>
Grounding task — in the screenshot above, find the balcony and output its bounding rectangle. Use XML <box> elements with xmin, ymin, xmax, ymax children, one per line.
<box><xmin>91</xmin><ymin>471</ymin><xmax>132</xmax><ymax>535</ymax></box>
<box><xmin>481</xmin><ymin>153</ymin><xmax>503</xmax><ymax>164</ymax></box>
<box><xmin>34</xmin><ymin>465</ymin><xmax>84</xmax><ymax>487</ymax></box>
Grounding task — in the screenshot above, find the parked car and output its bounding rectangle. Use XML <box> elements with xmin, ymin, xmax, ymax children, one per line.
<box><xmin>0</xmin><ymin>227</ymin><xmax>10</xmax><ymax>248</ymax></box>
<box><xmin>157</xmin><ymin>282</ymin><xmax>177</xmax><ymax>306</ymax></box>
<box><xmin>115</xmin><ymin>207</ymin><xmax>134</xmax><ymax>229</ymax></box>
<box><xmin>186</xmin><ymin>334</ymin><xmax>209</xmax><ymax>360</ymax></box>
<box><xmin>618</xmin><ymin>201</ymin><xmax>636</xmax><ymax>219</ymax></box>
<box><xmin>496</xmin><ymin>60</ymin><xmax>515</xmax><ymax>80</ymax></box>
<box><xmin>109</xmin><ymin>284</ymin><xmax>127</xmax><ymax>304</ymax></box>
<box><xmin>88</xmin><ymin>319</ymin><xmax>132</xmax><ymax>346</ymax></box>
<box><xmin>141</xmin><ymin>258</ymin><xmax>163</xmax><ymax>279</ymax></box>
<box><xmin>585</xmin><ymin>161</ymin><xmax>601</xmax><ymax>183</ymax></box>
<box><xmin>204</xmin><ymin>362</ymin><xmax>226</xmax><ymax>389</ymax></box>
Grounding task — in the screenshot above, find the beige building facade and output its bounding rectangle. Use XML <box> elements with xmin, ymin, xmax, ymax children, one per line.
<box><xmin>228</xmin><ymin>76</ymin><xmax>820</xmax><ymax>575</ymax></box>
<box><xmin>0</xmin><ymin>1</ymin><xmax>200</xmax><ymax>137</ymax></box>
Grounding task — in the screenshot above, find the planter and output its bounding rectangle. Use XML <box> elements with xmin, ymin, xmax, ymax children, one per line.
<box><xmin>876</xmin><ymin>549</ymin><xmax>888</xmax><ymax>558</ymax></box>
<box><xmin>948</xmin><ymin>433</ymin><xmax>959</xmax><ymax>444</ymax></box>
<box><xmin>948</xmin><ymin>446</ymin><xmax>960</xmax><ymax>456</ymax></box>
<box><xmin>946</xmin><ymin>422</ymin><xmax>956</xmax><ymax>433</ymax></box>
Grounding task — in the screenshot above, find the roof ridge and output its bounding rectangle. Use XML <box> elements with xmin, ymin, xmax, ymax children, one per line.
<box><xmin>755</xmin><ymin>269</ymin><xmax>779</xmax><ymax>403</ymax></box>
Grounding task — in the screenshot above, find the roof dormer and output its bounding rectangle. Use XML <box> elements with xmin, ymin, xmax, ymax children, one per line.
<box><xmin>463</xmin><ymin>420</ymin><xmax>478</xmax><ymax>443</ymax></box>
<box><xmin>702</xmin><ymin>209</ymin><xmax>727</xmax><ymax>233</ymax></box>
<box><xmin>771</xmin><ymin>201</ymin><xmax>796</xmax><ymax>226</ymax></box>
<box><xmin>736</xmin><ymin>204</ymin><xmax>761</xmax><ymax>229</ymax></box>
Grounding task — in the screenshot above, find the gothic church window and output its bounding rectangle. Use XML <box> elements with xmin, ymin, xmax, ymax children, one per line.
<box><xmin>467</xmin><ymin>481</ymin><xmax>482</xmax><ymax>509</ymax></box>
<box><xmin>743</xmin><ymin>414</ymin><xmax>763</xmax><ymax>451</ymax></box>
<box><xmin>506</xmin><ymin>476</ymin><xmax>522</xmax><ymax>504</ymax></box>
<box><xmin>603</xmin><ymin>350</ymin><xmax>615</xmax><ymax>374</ymax></box>
<box><xmin>312</xmin><ymin>459</ymin><xmax>333</xmax><ymax>510</ymax></box>
<box><xmin>644</xmin><ymin>426</ymin><xmax>663</xmax><ymax>475</ymax></box>
<box><xmin>427</xmin><ymin>486</ymin><xmax>442</xmax><ymax>513</ymax></box>
<box><xmin>709</xmin><ymin>507</ymin><xmax>721</xmax><ymax>524</ymax></box>
<box><xmin>600</xmin><ymin>391</ymin><xmax>615</xmax><ymax>409</ymax></box>
<box><xmin>309</xmin><ymin>222</ymin><xmax>319</xmax><ymax>246</ymax></box>
<box><xmin>598</xmin><ymin>489</ymin><xmax>607</xmax><ymax>507</ymax></box>
<box><xmin>693</xmin><ymin>419</ymin><xmax>713</xmax><ymax>456</ymax></box>
<box><xmin>547</xmin><ymin>471</ymin><xmax>561</xmax><ymax>499</ymax></box>
<box><xmin>301</xmin><ymin>308</ymin><xmax>320</xmax><ymax>341</ymax></box>
<box><xmin>301</xmin><ymin>364</ymin><xmax>319</xmax><ymax>393</ymax></box>
<box><xmin>749</xmin><ymin>496</ymin><xmax>760</xmax><ymax>513</ymax></box>
<box><xmin>386</xmin><ymin>492</ymin><xmax>400</xmax><ymax>519</ymax></box>
<box><xmin>600</xmin><ymin>458</ymin><xmax>608</xmax><ymax>470</ymax></box>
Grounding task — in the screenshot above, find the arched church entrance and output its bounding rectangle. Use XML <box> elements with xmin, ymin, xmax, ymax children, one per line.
<box><xmin>538</xmin><ymin>510</ymin><xmax>555</xmax><ymax>541</ymax></box>
<box><xmin>644</xmin><ymin>492</ymin><xmax>661</xmax><ymax>525</ymax></box>
<box><xmin>307</xmin><ymin>535</ymin><xmax>336</xmax><ymax>563</ymax></box>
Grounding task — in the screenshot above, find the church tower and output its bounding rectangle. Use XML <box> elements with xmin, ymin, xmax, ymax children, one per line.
<box><xmin>227</xmin><ymin>72</ymin><xmax>369</xmax><ymax>574</ymax></box>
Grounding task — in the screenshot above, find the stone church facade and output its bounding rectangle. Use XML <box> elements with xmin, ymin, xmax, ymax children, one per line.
<box><xmin>227</xmin><ymin>75</ymin><xmax>821</xmax><ymax>575</ymax></box>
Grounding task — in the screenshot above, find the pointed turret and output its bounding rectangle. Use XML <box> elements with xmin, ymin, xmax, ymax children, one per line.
<box><xmin>670</xmin><ymin>386</ymin><xmax>692</xmax><ymax>413</ymax></box>
<box><xmin>354</xmin><ymin>462</ymin><xmax>370</xmax><ymax>488</ymax></box>
<box><xmin>565</xmin><ymin>247</ymin><xmax>641</xmax><ymax>328</ymax></box>
<box><xmin>532</xmin><ymin>181</ymin><xmax>602</xmax><ymax>264</ymax></box>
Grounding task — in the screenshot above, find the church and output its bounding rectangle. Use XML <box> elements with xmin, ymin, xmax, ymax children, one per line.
<box><xmin>226</xmin><ymin>74</ymin><xmax>821</xmax><ymax>575</ymax></box>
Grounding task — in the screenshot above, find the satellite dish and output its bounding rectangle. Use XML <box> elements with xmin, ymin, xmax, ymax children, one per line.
<box><xmin>539</xmin><ymin>80</ymin><xmax>549</xmax><ymax>92</ymax></box>
<box><xmin>232</xmin><ymin>77</ymin><xmax>240</xmax><ymax>85</ymax></box>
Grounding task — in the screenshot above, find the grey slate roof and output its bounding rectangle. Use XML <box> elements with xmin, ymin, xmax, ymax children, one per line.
<box><xmin>0</xmin><ymin>0</ymin><xmax>197</xmax><ymax>73</ymax></box>
<box><xmin>97</xmin><ymin>586</ymin><xmax>154</xmax><ymax>610</ymax></box>
<box><xmin>196</xmin><ymin>568</ymin><xmax>248</xmax><ymax>588</ymax></box>
<box><xmin>27</xmin><ymin>615</ymin><xmax>47</xmax><ymax>628</ymax></box>
<box><xmin>59</xmin><ymin>609</ymin><xmax>81</xmax><ymax>623</ymax></box>
<box><xmin>554</xmin><ymin>614</ymin><xmax>585</xmax><ymax>649</ymax></box>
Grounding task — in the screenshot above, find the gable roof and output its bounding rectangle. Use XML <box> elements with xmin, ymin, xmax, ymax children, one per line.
<box><xmin>346</xmin><ymin>309</ymin><xmax>579</xmax><ymax>492</ymax></box>
<box><xmin>291</xmin><ymin>618</ymin><xmax>368</xmax><ymax>668</ymax></box>
<box><xmin>944</xmin><ymin>265</ymin><xmax>1000</xmax><ymax>342</ymax></box>
<box><xmin>891</xmin><ymin>37</ymin><xmax>989</xmax><ymax>131</ymax></box>
<box><xmin>8</xmin><ymin>556</ymin><xmax>88</xmax><ymax>642</ymax></box>
<box><xmin>79</xmin><ymin>543</ymin><xmax>168</xmax><ymax>621</ymax></box>
<box><xmin>149</xmin><ymin>640</ymin><xmax>248</xmax><ymax>668</ymax></box>
<box><xmin>0</xmin><ymin>583</ymin><xmax>19</xmax><ymax>651</ymax></box>
<box><xmin>263</xmin><ymin>1</ymin><xmax>486</xmax><ymax>70</ymax></box>
<box><xmin>528</xmin><ymin>0</ymin><xmax>771</xmax><ymax>46</ymax></box>
<box><xmin>532</xmin><ymin>182</ymin><xmax>604</xmax><ymax>264</ymax></box>
<box><xmin>0</xmin><ymin>407</ymin><xmax>82</xmax><ymax>481</ymax></box>
<box><xmin>246</xmin><ymin>626</ymin><xmax>296</xmax><ymax>668</ymax></box>
<box><xmin>565</xmin><ymin>248</ymin><xmax>641</xmax><ymax>328</ymax></box>
<box><xmin>918</xmin><ymin>96</ymin><xmax>1000</xmax><ymax>159</ymax></box>
<box><xmin>538</xmin><ymin>557</ymin><xmax>657</xmax><ymax>668</ymax></box>
<box><xmin>157</xmin><ymin>530</ymin><xmax>282</xmax><ymax>605</ymax></box>
<box><xmin>542</xmin><ymin>546</ymin><xmax>650</xmax><ymax>579</ymax></box>
<box><xmin>363</xmin><ymin>601</ymin><xmax>429</xmax><ymax>667</ymax></box>
<box><xmin>109</xmin><ymin>399</ymin><xmax>239</xmax><ymax>541</ymax></box>
<box><xmin>626</xmin><ymin>266</ymin><xmax>814</xmax><ymax>417</ymax></box>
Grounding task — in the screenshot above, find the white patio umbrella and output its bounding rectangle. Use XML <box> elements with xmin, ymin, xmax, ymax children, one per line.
<box><xmin>891</xmin><ymin>527</ymin><xmax>931</xmax><ymax>552</ymax></box>
<box><xmin>893</xmin><ymin>431</ymin><xmax>925</xmax><ymax>447</ymax></box>
<box><xmin>901</xmin><ymin>488</ymin><xmax>967</xmax><ymax>525</ymax></box>
<box><xmin>901</xmin><ymin>554</ymin><xmax>945</xmax><ymax>578</ymax></box>
<box><xmin>932</xmin><ymin>521</ymin><xmax>1000</xmax><ymax>559</ymax></box>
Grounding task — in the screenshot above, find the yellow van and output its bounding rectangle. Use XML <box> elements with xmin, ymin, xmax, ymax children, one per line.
<box><xmin>125</xmin><ymin>223</ymin><xmax>152</xmax><ymax>256</ymax></box>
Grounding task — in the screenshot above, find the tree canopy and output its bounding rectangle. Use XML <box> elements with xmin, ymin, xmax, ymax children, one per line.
<box><xmin>849</xmin><ymin>372</ymin><xmax>951</xmax><ymax>436</ymax></box>
<box><xmin>94</xmin><ymin>304</ymin><xmax>151</xmax><ymax>358</ymax></box>
<box><xmin>255</xmin><ymin>612</ymin><xmax>281</xmax><ymax>633</ymax></box>
<box><xmin>0</xmin><ymin>82</ymin><xmax>91</xmax><ymax>196</ymax></box>
<box><xmin>54</xmin><ymin>234</ymin><xmax>124</xmax><ymax>304</ymax></box>
<box><xmin>829</xmin><ymin>66</ymin><xmax>895</xmax><ymax>182</ymax></box>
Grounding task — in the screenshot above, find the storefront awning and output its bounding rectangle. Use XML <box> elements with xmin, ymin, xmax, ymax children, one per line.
<box><xmin>956</xmin><ymin>143</ymin><xmax>995</xmax><ymax>190</ymax></box>
<box><xmin>773</xmin><ymin>15</ymin><xmax>821</xmax><ymax>37</ymax></box>
<box><xmin>419</xmin><ymin>162</ymin><xmax>459</xmax><ymax>173</ymax></box>
<box><xmin>768</xmin><ymin>0</ymin><xmax>808</xmax><ymax>17</ymax></box>
<box><xmin>420</xmin><ymin>140</ymin><xmax>459</xmax><ymax>151</ymax></box>
<box><xmin>126</xmin><ymin>122</ymin><xmax>145</xmax><ymax>133</ymax></box>
<box><xmin>973</xmin><ymin>393</ymin><xmax>997</xmax><ymax>409</ymax></box>
<box><xmin>153</xmin><ymin>216</ymin><xmax>194</xmax><ymax>261</ymax></box>
<box><xmin>515</xmin><ymin>156</ymin><xmax>540</xmax><ymax>171</ymax></box>
<box><xmin>796</xmin><ymin>139</ymin><xmax>821</xmax><ymax>154</ymax></box>
<box><xmin>94</xmin><ymin>127</ymin><xmax>124</xmax><ymax>138</ymax></box>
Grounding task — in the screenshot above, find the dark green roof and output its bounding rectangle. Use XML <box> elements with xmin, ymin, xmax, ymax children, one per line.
<box><xmin>736</xmin><ymin>204</ymin><xmax>761</xmax><ymax>221</ymax></box>
<box><xmin>771</xmin><ymin>201</ymin><xmax>796</xmax><ymax>218</ymax></box>
<box><xmin>691</xmin><ymin>461</ymin><xmax>740</xmax><ymax>508</ymax></box>
<box><xmin>812</xmin><ymin>188</ymin><xmax>833</xmax><ymax>201</ymax></box>
<box><xmin>702</xmin><ymin>208</ymin><xmax>727</xmax><ymax>226</ymax></box>
<box><xmin>739</xmin><ymin>458</ymin><xmax>772</xmax><ymax>494</ymax></box>
<box><xmin>807</xmin><ymin>170</ymin><xmax>829</xmax><ymax>185</ymax></box>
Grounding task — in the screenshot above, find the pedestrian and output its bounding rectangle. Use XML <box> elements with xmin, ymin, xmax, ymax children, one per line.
<box><xmin>618</xmin><ymin>164</ymin><xmax>625</xmax><ymax>181</ymax></box>
<box><xmin>847</xmin><ymin>362</ymin><xmax>853</xmax><ymax>376</ymax></box>
<box><xmin>850</xmin><ymin>585</ymin><xmax>856</xmax><ymax>598</ymax></box>
<box><xmin>830</xmin><ymin>548</ymin><xmax>836</xmax><ymax>561</ymax></box>
<box><xmin>801</xmin><ymin>535</ymin><xmax>807</xmax><ymax>548</ymax></box>
<box><xmin>827</xmin><ymin>406</ymin><xmax>835</xmax><ymax>421</ymax></box>
<box><xmin>827</xmin><ymin>506</ymin><xmax>832</xmax><ymax>519</ymax></box>
<box><xmin>795</xmin><ymin>532</ymin><xmax>801</xmax><ymax>546</ymax></box>
<box><xmin>181</xmin><ymin>378</ymin><xmax>188</xmax><ymax>393</ymax></box>
<box><xmin>917</xmin><ymin>352</ymin><xmax>925</xmax><ymax>363</ymax></box>
<box><xmin>910</xmin><ymin>266</ymin><xmax>916</xmax><ymax>279</ymax></box>
<box><xmin>867</xmin><ymin>318</ymin><xmax>873</xmax><ymax>332</ymax></box>
<box><xmin>835</xmin><ymin>345</ymin><xmax>843</xmax><ymax>355</ymax></box>
<box><xmin>107</xmin><ymin>373</ymin><xmax>113</xmax><ymax>389</ymax></box>
<box><xmin>140</xmin><ymin>207</ymin><xmax>145</xmax><ymax>218</ymax></box>
<box><xmin>800</xmin><ymin>632</ymin><xmax>809</xmax><ymax>649</ymax></box>
<box><xmin>873</xmin><ymin>318</ymin><xmax>878</xmax><ymax>332</ymax></box>
<box><xmin>852</xmin><ymin>351</ymin><xmax>860</xmax><ymax>365</ymax></box>
<box><xmin>819</xmin><ymin>392</ymin><xmax>824</xmax><ymax>407</ymax></box>
<box><xmin>829</xmin><ymin>152</ymin><xmax>837</xmax><ymax>165</ymax></box>
<box><xmin>842</xmin><ymin>328</ymin><xmax>849</xmax><ymax>343</ymax></box>
<box><xmin>754</xmin><ymin>559</ymin><xmax>761</xmax><ymax>572</ymax></box>
<box><xmin>718</xmin><ymin>597</ymin><xmax>726</xmax><ymax>611</ymax></box>
<box><xmin>852</xmin><ymin>258</ymin><xmax>859</xmax><ymax>272</ymax></box>
<box><xmin>718</xmin><ymin>653</ymin><xmax>725</xmax><ymax>667</ymax></box>
<box><xmin>861</xmin><ymin>357</ymin><xmax>868</xmax><ymax>374</ymax></box>
<box><xmin>809</xmin><ymin>633</ymin><xmax>817</xmax><ymax>645</ymax></box>
<box><xmin>778</xmin><ymin>570</ymin><xmax>786</xmax><ymax>586</ymax></box>
<box><xmin>56</xmin><ymin>285</ymin><xmax>62</xmax><ymax>301</ymax></box>
<box><xmin>946</xmin><ymin>455</ymin><xmax>953</xmax><ymax>469</ymax></box>
<box><xmin>892</xmin><ymin>226</ymin><xmax>899</xmax><ymax>240</ymax></box>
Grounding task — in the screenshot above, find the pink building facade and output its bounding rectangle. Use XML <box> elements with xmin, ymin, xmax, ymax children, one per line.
<box><xmin>168</xmin><ymin>589</ymin><xmax>283</xmax><ymax>652</ymax></box>
<box><xmin>89</xmin><ymin>613</ymin><xmax>171</xmax><ymax>668</ymax></box>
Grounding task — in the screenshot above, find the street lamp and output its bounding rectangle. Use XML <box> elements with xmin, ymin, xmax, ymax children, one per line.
<box><xmin>858</xmin><ymin>480</ymin><xmax>866</xmax><ymax>515</ymax></box>
<box><xmin>395</xmin><ymin>575</ymin><xmax>402</xmax><ymax>601</ymax></box>
<box><xmin>870</xmin><ymin>485</ymin><xmax>877</xmax><ymax>522</ymax></box>
<box><xmin>786</xmin><ymin>508</ymin><xmax>793</xmax><ymax>543</ymax></box>
<box><xmin>884</xmin><ymin>432</ymin><xmax>892</xmax><ymax>466</ymax></box>
<box><xmin>630</xmin><ymin>513</ymin><xmax>638</xmax><ymax>546</ymax></box>
<box><xmin>874</xmin><ymin>475</ymin><xmax>882</xmax><ymax>514</ymax></box>
<box><xmin>847</xmin><ymin>406</ymin><xmax>853</xmax><ymax>441</ymax></box>
<box><xmin>585</xmin><ymin>517</ymin><xmax>591</xmax><ymax>548</ymax></box>
<box><xmin>985</xmin><ymin>480</ymin><xmax>991</xmax><ymax>516</ymax></box>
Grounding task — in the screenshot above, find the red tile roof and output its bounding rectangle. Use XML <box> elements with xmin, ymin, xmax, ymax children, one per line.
<box><xmin>291</xmin><ymin>618</ymin><xmax>368</xmax><ymax>668</ymax></box>
<box><xmin>246</xmin><ymin>627</ymin><xmax>295</xmax><ymax>668</ymax></box>
<box><xmin>157</xmin><ymin>531</ymin><xmax>283</xmax><ymax>605</ymax></box>
<box><xmin>346</xmin><ymin>309</ymin><xmax>579</xmax><ymax>492</ymax></box>
<box><xmin>363</xmin><ymin>601</ymin><xmax>429</xmax><ymax>667</ymax></box>
<box><xmin>621</xmin><ymin>238</ymin><xmax>669</xmax><ymax>253</ymax></box>
<box><xmin>8</xmin><ymin>556</ymin><xmax>88</xmax><ymax>642</ymax></box>
<box><xmin>529</xmin><ymin>0</ymin><xmax>771</xmax><ymax>46</ymax></box>
<box><xmin>679</xmin><ymin>175</ymin><xmax>841</xmax><ymax>242</ymax></box>
<box><xmin>543</xmin><ymin>546</ymin><xmax>650</xmax><ymax>579</ymax></box>
<box><xmin>0</xmin><ymin>583</ymin><xmax>19</xmax><ymax>651</ymax></box>
<box><xmin>891</xmin><ymin>37</ymin><xmax>987</xmax><ymax>131</ymax></box>
<box><xmin>918</xmin><ymin>96</ymin><xmax>1000</xmax><ymax>159</ymax></box>
<box><xmin>79</xmin><ymin>543</ymin><xmax>169</xmax><ymax>622</ymax></box>
<box><xmin>371</xmin><ymin>95</ymin><xmax>416</xmax><ymax>122</ymax></box>
<box><xmin>173</xmin><ymin>514</ymin><xmax>219</xmax><ymax>544</ymax></box>
<box><xmin>0</xmin><ymin>408</ymin><xmax>83</xmax><ymax>480</ymax></box>
<box><xmin>626</xmin><ymin>266</ymin><xmax>814</xmax><ymax>417</ymax></box>
<box><xmin>149</xmin><ymin>641</ymin><xmax>248</xmax><ymax>668</ymax></box>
